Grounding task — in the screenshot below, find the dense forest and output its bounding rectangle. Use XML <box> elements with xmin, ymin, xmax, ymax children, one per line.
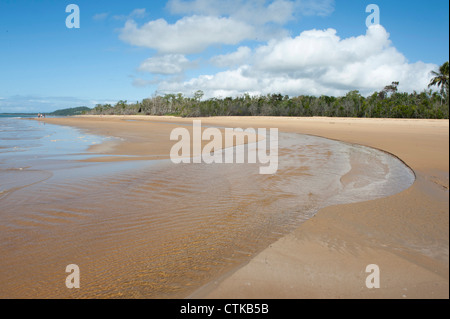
<box><xmin>86</xmin><ymin>62</ymin><xmax>449</xmax><ymax>119</ymax></box>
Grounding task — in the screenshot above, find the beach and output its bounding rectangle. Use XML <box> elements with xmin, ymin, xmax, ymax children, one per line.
<box><xmin>34</xmin><ymin>115</ymin><xmax>449</xmax><ymax>299</ymax></box>
<box><xmin>192</xmin><ymin>117</ymin><xmax>449</xmax><ymax>299</ymax></box>
<box><xmin>1</xmin><ymin>0</ymin><xmax>448</xmax><ymax>302</ymax></box>
<box><xmin>0</xmin><ymin>115</ymin><xmax>447</xmax><ymax>299</ymax></box>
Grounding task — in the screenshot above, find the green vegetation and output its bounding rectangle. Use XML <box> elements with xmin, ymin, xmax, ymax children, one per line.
<box><xmin>87</xmin><ymin>63</ymin><xmax>449</xmax><ymax>119</ymax></box>
<box><xmin>49</xmin><ymin>106</ymin><xmax>91</xmax><ymax>116</ymax></box>
<box><xmin>428</xmin><ymin>61</ymin><xmax>449</xmax><ymax>103</ymax></box>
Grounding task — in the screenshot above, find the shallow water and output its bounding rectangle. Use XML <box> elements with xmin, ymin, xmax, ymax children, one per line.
<box><xmin>0</xmin><ymin>117</ymin><xmax>414</xmax><ymax>298</ymax></box>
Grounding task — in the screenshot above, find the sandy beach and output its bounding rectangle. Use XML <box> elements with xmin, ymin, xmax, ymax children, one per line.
<box><xmin>37</xmin><ymin>115</ymin><xmax>448</xmax><ymax>299</ymax></box>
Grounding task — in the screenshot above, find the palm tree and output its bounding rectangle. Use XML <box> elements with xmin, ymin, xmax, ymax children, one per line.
<box><xmin>429</xmin><ymin>62</ymin><xmax>449</xmax><ymax>99</ymax></box>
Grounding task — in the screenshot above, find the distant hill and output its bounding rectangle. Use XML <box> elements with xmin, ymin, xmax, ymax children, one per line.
<box><xmin>49</xmin><ymin>106</ymin><xmax>91</xmax><ymax>116</ymax></box>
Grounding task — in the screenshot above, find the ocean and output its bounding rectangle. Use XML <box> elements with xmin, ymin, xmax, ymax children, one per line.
<box><xmin>0</xmin><ymin>116</ymin><xmax>415</xmax><ymax>298</ymax></box>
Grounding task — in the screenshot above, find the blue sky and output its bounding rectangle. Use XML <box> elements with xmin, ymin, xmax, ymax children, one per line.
<box><xmin>0</xmin><ymin>0</ymin><xmax>448</xmax><ymax>112</ymax></box>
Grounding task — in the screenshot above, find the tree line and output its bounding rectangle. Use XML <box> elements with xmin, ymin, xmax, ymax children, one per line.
<box><xmin>50</xmin><ymin>106</ymin><xmax>91</xmax><ymax>116</ymax></box>
<box><xmin>86</xmin><ymin>62</ymin><xmax>449</xmax><ymax>119</ymax></box>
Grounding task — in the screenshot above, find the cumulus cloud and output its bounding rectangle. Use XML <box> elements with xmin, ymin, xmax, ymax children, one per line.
<box><xmin>155</xmin><ymin>25</ymin><xmax>436</xmax><ymax>98</ymax></box>
<box><xmin>157</xmin><ymin>66</ymin><xmax>260</xmax><ymax>98</ymax></box>
<box><xmin>119</xmin><ymin>1</ymin><xmax>334</xmax><ymax>54</ymax></box>
<box><xmin>249</xmin><ymin>25</ymin><xmax>434</xmax><ymax>93</ymax></box>
<box><xmin>118</xmin><ymin>2</ymin><xmax>434</xmax><ymax>99</ymax></box>
<box><xmin>119</xmin><ymin>15</ymin><xmax>255</xmax><ymax>54</ymax></box>
<box><xmin>119</xmin><ymin>1</ymin><xmax>335</xmax><ymax>87</ymax></box>
<box><xmin>210</xmin><ymin>47</ymin><xmax>252</xmax><ymax>68</ymax></box>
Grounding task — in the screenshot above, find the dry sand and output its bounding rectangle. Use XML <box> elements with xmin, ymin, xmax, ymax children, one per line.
<box><xmin>40</xmin><ymin>115</ymin><xmax>449</xmax><ymax>299</ymax></box>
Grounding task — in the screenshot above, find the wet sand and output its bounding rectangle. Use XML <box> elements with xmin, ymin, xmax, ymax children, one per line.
<box><xmin>5</xmin><ymin>116</ymin><xmax>372</xmax><ymax>298</ymax></box>
<box><xmin>38</xmin><ymin>115</ymin><xmax>449</xmax><ymax>299</ymax></box>
<box><xmin>191</xmin><ymin>117</ymin><xmax>449</xmax><ymax>299</ymax></box>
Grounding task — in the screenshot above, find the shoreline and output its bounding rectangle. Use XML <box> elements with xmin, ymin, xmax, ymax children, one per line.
<box><xmin>35</xmin><ymin>115</ymin><xmax>263</xmax><ymax>163</ymax></box>
<box><xmin>39</xmin><ymin>115</ymin><xmax>449</xmax><ymax>299</ymax></box>
<box><xmin>191</xmin><ymin>117</ymin><xmax>449</xmax><ymax>299</ymax></box>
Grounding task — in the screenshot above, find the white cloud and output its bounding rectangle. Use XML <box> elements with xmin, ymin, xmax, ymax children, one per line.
<box><xmin>119</xmin><ymin>15</ymin><xmax>254</xmax><ymax>54</ymax></box>
<box><xmin>210</xmin><ymin>47</ymin><xmax>252</xmax><ymax>68</ymax></box>
<box><xmin>158</xmin><ymin>66</ymin><xmax>260</xmax><ymax>98</ymax></box>
<box><xmin>114</xmin><ymin>8</ymin><xmax>147</xmax><ymax>20</ymax></box>
<box><xmin>129</xmin><ymin>8</ymin><xmax>147</xmax><ymax>18</ymax></box>
<box><xmin>167</xmin><ymin>0</ymin><xmax>334</xmax><ymax>24</ymax></box>
<box><xmin>157</xmin><ymin>66</ymin><xmax>336</xmax><ymax>98</ymax></box>
<box><xmin>119</xmin><ymin>1</ymin><xmax>335</xmax><ymax>54</ymax></box>
<box><xmin>93</xmin><ymin>13</ymin><xmax>109</xmax><ymax>21</ymax></box>
<box><xmin>155</xmin><ymin>25</ymin><xmax>437</xmax><ymax>98</ymax></box>
<box><xmin>119</xmin><ymin>1</ymin><xmax>334</xmax><ymax>79</ymax></box>
<box><xmin>118</xmin><ymin>3</ymin><xmax>434</xmax><ymax>99</ymax></box>
<box><xmin>296</xmin><ymin>0</ymin><xmax>334</xmax><ymax>16</ymax></box>
<box><xmin>138</xmin><ymin>54</ymin><xmax>195</xmax><ymax>74</ymax></box>
<box><xmin>249</xmin><ymin>26</ymin><xmax>393</xmax><ymax>78</ymax></box>
<box><xmin>221</xmin><ymin>0</ymin><xmax>296</xmax><ymax>25</ymax></box>
<box><xmin>250</xmin><ymin>25</ymin><xmax>434</xmax><ymax>93</ymax></box>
